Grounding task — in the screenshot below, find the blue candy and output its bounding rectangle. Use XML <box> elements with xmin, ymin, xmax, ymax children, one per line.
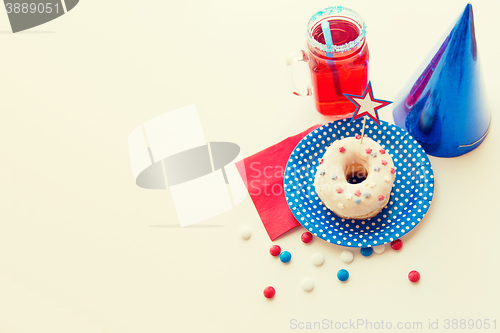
<box><xmin>280</xmin><ymin>251</ymin><xmax>292</xmax><ymax>263</ymax></box>
<box><xmin>360</xmin><ymin>247</ymin><xmax>373</xmax><ymax>257</ymax></box>
<box><xmin>337</xmin><ymin>269</ymin><xmax>349</xmax><ymax>282</ymax></box>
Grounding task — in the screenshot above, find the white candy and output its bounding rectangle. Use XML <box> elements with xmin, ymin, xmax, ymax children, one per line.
<box><xmin>311</xmin><ymin>253</ymin><xmax>325</xmax><ymax>266</ymax></box>
<box><xmin>301</xmin><ymin>277</ymin><xmax>315</xmax><ymax>292</ymax></box>
<box><xmin>340</xmin><ymin>250</ymin><xmax>354</xmax><ymax>263</ymax></box>
<box><xmin>373</xmin><ymin>244</ymin><xmax>385</xmax><ymax>254</ymax></box>
<box><xmin>239</xmin><ymin>227</ymin><xmax>251</xmax><ymax>240</ymax></box>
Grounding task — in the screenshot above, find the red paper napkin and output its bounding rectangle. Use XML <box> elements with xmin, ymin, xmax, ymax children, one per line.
<box><xmin>236</xmin><ymin>125</ymin><xmax>320</xmax><ymax>241</ymax></box>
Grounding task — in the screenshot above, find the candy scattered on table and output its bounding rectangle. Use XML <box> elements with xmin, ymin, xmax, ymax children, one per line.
<box><xmin>301</xmin><ymin>232</ymin><xmax>313</xmax><ymax>243</ymax></box>
<box><xmin>280</xmin><ymin>251</ymin><xmax>292</xmax><ymax>263</ymax></box>
<box><xmin>373</xmin><ymin>245</ymin><xmax>385</xmax><ymax>254</ymax></box>
<box><xmin>360</xmin><ymin>247</ymin><xmax>373</xmax><ymax>257</ymax></box>
<box><xmin>340</xmin><ymin>250</ymin><xmax>354</xmax><ymax>263</ymax></box>
<box><xmin>269</xmin><ymin>245</ymin><xmax>281</xmax><ymax>257</ymax></box>
<box><xmin>301</xmin><ymin>278</ymin><xmax>315</xmax><ymax>291</ymax></box>
<box><xmin>311</xmin><ymin>253</ymin><xmax>324</xmax><ymax>266</ymax></box>
<box><xmin>337</xmin><ymin>269</ymin><xmax>349</xmax><ymax>282</ymax></box>
<box><xmin>263</xmin><ymin>286</ymin><xmax>275</xmax><ymax>298</ymax></box>
<box><xmin>239</xmin><ymin>227</ymin><xmax>251</xmax><ymax>240</ymax></box>
<box><xmin>391</xmin><ymin>239</ymin><xmax>403</xmax><ymax>250</ymax></box>
<box><xmin>408</xmin><ymin>270</ymin><xmax>420</xmax><ymax>283</ymax></box>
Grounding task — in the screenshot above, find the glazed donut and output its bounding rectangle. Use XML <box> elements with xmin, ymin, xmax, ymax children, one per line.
<box><xmin>313</xmin><ymin>136</ymin><xmax>396</xmax><ymax>219</ymax></box>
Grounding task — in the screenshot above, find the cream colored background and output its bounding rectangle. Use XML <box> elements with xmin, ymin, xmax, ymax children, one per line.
<box><xmin>0</xmin><ymin>0</ymin><xmax>499</xmax><ymax>332</ymax></box>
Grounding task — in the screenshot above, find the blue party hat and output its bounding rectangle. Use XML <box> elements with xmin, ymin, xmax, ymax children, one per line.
<box><xmin>393</xmin><ymin>4</ymin><xmax>490</xmax><ymax>157</ymax></box>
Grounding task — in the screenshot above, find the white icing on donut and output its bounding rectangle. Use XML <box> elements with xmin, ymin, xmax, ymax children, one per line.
<box><xmin>314</xmin><ymin>137</ymin><xmax>396</xmax><ymax>219</ymax></box>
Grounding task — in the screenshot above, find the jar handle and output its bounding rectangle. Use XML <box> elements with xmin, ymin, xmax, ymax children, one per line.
<box><xmin>286</xmin><ymin>50</ymin><xmax>313</xmax><ymax>96</ymax></box>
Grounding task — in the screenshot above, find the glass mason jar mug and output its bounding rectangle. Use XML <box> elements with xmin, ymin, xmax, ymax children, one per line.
<box><xmin>287</xmin><ymin>6</ymin><xmax>369</xmax><ymax>118</ymax></box>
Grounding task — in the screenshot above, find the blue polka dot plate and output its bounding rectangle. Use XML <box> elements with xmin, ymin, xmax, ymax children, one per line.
<box><xmin>284</xmin><ymin>119</ymin><xmax>434</xmax><ymax>248</ymax></box>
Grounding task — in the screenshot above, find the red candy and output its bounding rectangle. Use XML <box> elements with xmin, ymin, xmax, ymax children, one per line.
<box><xmin>366</xmin><ymin>148</ymin><xmax>372</xmax><ymax>154</ymax></box>
<box><xmin>355</xmin><ymin>134</ymin><xmax>361</xmax><ymax>139</ymax></box>
<box><xmin>391</xmin><ymin>167</ymin><xmax>396</xmax><ymax>174</ymax></box>
<box><xmin>378</xmin><ymin>195</ymin><xmax>385</xmax><ymax>201</ymax></box>
<box><xmin>354</xmin><ymin>190</ymin><xmax>361</xmax><ymax>197</ymax></box>
<box><xmin>319</xmin><ymin>159</ymin><xmax>323</xmax><ymax>165</ymax></box>
<box><xmin>408</xmin><ymin>270</ymin><xmax>420</xmax><ymax>283</ymax></box>
<box><xmin>391</xmin><ymin>239</ymin><xmax>403</xmax><ymax>250</ymax></box>
<box><xmin>381</xmin><ymin>160</ymin><xmax>388</xmax><ymax>166</ymax></box>
<box><xmin>339</xmin><ymin>146</ymin><xmax>346</xmax><ymax>153</ymax></box>
<box><xmin>379</xmin><ymin>149</ymin><xmax>386</xmax><ymax>154</ymax></box>
<box><xmin>301</xmin><ymin>232</ymin><xmax>313</xmax><ymax>243</ymax></box>
<box><xmin>269</xmin><ymin>245</ymin><xmax>281</xmax><ymax>257</ymax></box>
<box><xmin>336</xmin><ymin>187</ymin><xmax>344</xmax><ymax>194</ymax></box>
<box><xmin>263</xmin><ymin>286</ymin><xmax>276</xmax><ymax>298</ymax></box>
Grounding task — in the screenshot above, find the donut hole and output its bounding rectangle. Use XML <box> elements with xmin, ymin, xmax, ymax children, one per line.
<box><xmin>345</xmin><ymin>163</ymin><xmax>368</xmax><ymax>184</ymax></box>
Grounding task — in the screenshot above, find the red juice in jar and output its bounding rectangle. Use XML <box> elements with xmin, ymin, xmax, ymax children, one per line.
<box><xmin>306</xmin><ymin>7</ymin><xmax>369</xmax><ymax>117</ymax></box>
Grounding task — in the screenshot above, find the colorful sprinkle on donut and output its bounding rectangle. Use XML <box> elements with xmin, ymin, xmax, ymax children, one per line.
<box><xmin>384</xmin><ymin>176</ymin><xmax>391</xmax><ymax>182</ymax></box>
<box><xmin>364</xmin><ymin>192</ymin><xmax>371</xmax><ymax>198</ymax></box>
<box><xmin>354</xmin><ymin>190</ymin><xmax>361</xmax><ymax>197</ymax></box>
<box><xmin>381</xmin><ymin>160</ymin><xmax>388</xmax><ymax>166</ymax></box>
<box><xmin>378</xmin><ymin>195</ymin><xmax>385</xmax><ymax>201</ymax></box>
<box><xmin>374</xmin><ymin>166</ymin><xmax>381</xmax><ymax>172</ymax></box>
<box><xmin>336</xmin><ymin>187</ymin><xmax>344</xmax><ymax>194</ymax></box>
<box><xmin>339</xmin><ymin>146</ymin><xmax>346</xmax><ymax>153</ymax></box>
<box><xmin>371</xmin><ymin>152</ymin><xmax>377</xmax><ymax>157</ymax></box>
<box><xmin>319</xmin><ymin>159</ymin><xmax>323</xmax><ymax>165</ymax></box>
<box><xmin>355</xmin><ymin>134</ymin><xmax>361</xmax><ymax>139</ymax></box>
<box><xmin>331</xmin><ymin>174</ymin><xmax>338</xmax><ymax>180</ymax></box>
<box><xmin>345</xmin><ymin>193</ymin><xmax>352</xmax><ymax>200</ymax></box>
<box><xmin>391</xmin><ymin>167</ymin><xmax>396</xmax><ymax>174</ymax></box>
<box><xmin>369</xmin><ymin>182</ymin><xmax>377</xmax><ymax>188</ymax></box>
<box><xmin>379</xmin><ymin>149</ymin><xmax>386</xmax><ymax>154</ymax></box>
<box><xmin>338</xmin><ymin>203</ymin><xmax>344</xmax><ymax>209</ymax></box>
<box><xmin>354</xmin><ymin>199</ymin><xmax>361</xmax><ymax>205</ymax></box>
<box><xmin>366</xmin><ymin>148</ymin><xmax>372</xmax><ymax>154</ymax></box>
<box><xmin>319</xmin><ymin>170</ymin><xmax>325</xmax><ymax>176</ymax></box>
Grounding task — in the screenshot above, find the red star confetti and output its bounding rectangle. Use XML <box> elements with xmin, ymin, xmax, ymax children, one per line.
<box><xmin>365</xmin><ymin>148</ymin><xmax>372</xmax><ymax>154</ymax></box>
<box><xmin>344</xmin><ymin>82</ymin><xmax>392</xmax><ymax>125</ymax></box>
<box><xmin>339</xmin><ymin>146</ymin><xmax>346</xmax><ymax>153</ymax></box>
